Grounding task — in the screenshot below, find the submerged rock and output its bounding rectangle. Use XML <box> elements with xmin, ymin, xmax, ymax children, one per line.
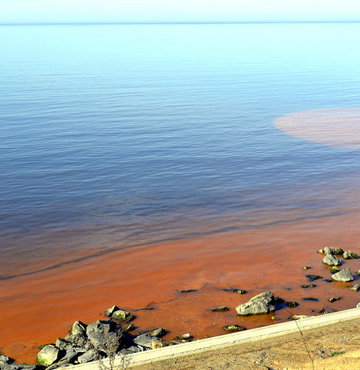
<box><xmin>305</xmin><ymin>274</ymin><xmax>323</xmax><ymax>281</ymax></box>
<box><xmin>343</xmin><ymin>250</ymin><xmax>359</xmax><ymax>259</ymax></box>
<box><xmin>331</xmin><ymin>267</ymin><xmax>353</xmax><ymax>282</ymax></box>
<box><xmin>302</xmin><ymin>297</ymin><xmax>319</xmax><ymax>302</ymax></box>
<box><xmin>236</xmin><ymin>291</ymin><xmax>276</xmax><ymax>316</ymax></box>
<box><xmin>350</xmin><ymin>284</ymin><xmax>360</xmax><ymax>292</ymax></box>
<box><xmin>222</xmin><ymin>325</ymin><xmax>246</xmax><ymax>333</ymax></box>
<box><xmin>37</xmin><ymin>345</ymin><xmax>61</xmax><ymax>366</ymax></box>
<box><xmin>328</xmin><ymin>297</ymin><xmax>342</xmax><ymax>302</ymax></box>
<box><xmin>301</xmin><ymin>284</ymin><xmax>317</xmax><ymax>289</ymax></box>
<box><xmin>180</xmin><ymin>289</ymin><xmax>198</xmax><ymax>294</ymax></box>
<box><xmin>289</xmin><ymin>315</ymin><xmax>312</xmax><ymax>320</ymax></box>
<box><xmin>211</xmin><ymin>306</ymin><xmax>230</xmax><ymax>312</ymax></box>
<box><xmin>222</xmin><ymin>288</ymin><xmax>247</xmax><ymax>294</ymax></box>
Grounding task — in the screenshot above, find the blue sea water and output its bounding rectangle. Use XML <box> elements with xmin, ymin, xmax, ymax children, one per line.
<box><xmin>1</xmin><ymin>23</ymin><xmax>360</xmax><ymax>276</ymax></box>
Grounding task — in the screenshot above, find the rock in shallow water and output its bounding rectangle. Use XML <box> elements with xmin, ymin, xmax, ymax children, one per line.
<box><xmin>343</xmin><ymin>250</ymin><xmax>359</xmax><ymax>259</ymax></box>
<box><xmin>331</xmin><ymin>267</ymin><xmax>353</xmax><ymax>282</ymax></box>
<box><xmin>323</xmin><ymin>254</ymin><xmax>342</xmax><ymax>266</ymax></box>
<box><xmin>223</xmin><ymin>325</ymin><xmax>246</xmax><ymax>333</ymax></box>
<box><xmin>235</xmin><ymin>291</ymin><xmax>276</xmax><ymax>316</ymax></box>
<box><xmin>37</xmin><ymin>345</ymin><xmax>61</xmax><ymax>366</ymax></box>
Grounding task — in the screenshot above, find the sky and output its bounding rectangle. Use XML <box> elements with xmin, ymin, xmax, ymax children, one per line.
<box><xmin>0</xmin><ymin>0</ymin><xmax>359</xmax><ymax>23</ymax></box>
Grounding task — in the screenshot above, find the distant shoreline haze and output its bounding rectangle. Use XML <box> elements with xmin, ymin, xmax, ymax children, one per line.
<box><xmin>0</xmin><ymin>20</ymin><xmax>360</xmax><ymax>25</ymax></box>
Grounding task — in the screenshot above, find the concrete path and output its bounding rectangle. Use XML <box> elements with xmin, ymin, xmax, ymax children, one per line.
<box><xmin>66</xmin><ymin>307</ymin><xmax>360</xmax><ymax>369</ymax></box>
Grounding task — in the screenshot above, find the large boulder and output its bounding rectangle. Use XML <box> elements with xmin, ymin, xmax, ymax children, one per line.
<box><xmin>86</xmin><ymin>320</ymin><xmax>124</xmax><ymax>355</ymax></box>
<box><xmin>331</xmin><ymin>268</ymin><xmax>353</xmax><ymax>282</ymax></box>
<box><xmin>236</xmin><ymin>291</ymin><xmax>276</xmax><ymax>316</ymax></box>
<box><xmin>37</xmin><ymin>344</ymin><xmax>61</xmax><ymax>366</ymax></box>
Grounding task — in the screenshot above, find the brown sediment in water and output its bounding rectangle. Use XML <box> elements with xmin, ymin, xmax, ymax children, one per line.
<box><xmin>1</xmin><ymin>207</ymin><xmax>360</xmax><ymax>363</ymax></box>
<box><xmin>274</xmin><ymin>108</ymin><xmax>360</xmax><ymax>149</ymax></box>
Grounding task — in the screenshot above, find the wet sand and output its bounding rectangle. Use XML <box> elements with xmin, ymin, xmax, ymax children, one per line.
<box><xmin>1</xmin><ymin>207</ymin><xmax>360</xmax><ymax>363</ymax></box>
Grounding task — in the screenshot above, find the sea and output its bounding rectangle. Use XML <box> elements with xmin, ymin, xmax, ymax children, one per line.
<box><xmin>1</xmin><ymin>22</ymin><xmax>360</xmax><ymax>361</ymax></box>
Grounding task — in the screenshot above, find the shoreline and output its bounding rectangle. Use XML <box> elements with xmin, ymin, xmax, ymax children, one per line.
<box><xmin>2</xmin><ymin>202</ymin><xmax>360</xmax><ymax>363</ymax></box>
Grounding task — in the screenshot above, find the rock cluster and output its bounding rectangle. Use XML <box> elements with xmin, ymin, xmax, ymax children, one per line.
<box><xmin>28</xmin><ymin>309</ymin><xmax>176</xmax><ymax>368</ymax></box>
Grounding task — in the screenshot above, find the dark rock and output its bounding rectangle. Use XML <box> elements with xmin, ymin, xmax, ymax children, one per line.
<box><xmin>331</xmin><ymin>267</ymin><xmax>353</xmax><ymax>282</ymax></box>
<box><xmin>222</xmin><ymin>325</ymin><xmax>246</xmax><ymax>333</ymax></box>
<box><xmin>288</xmin><ymin>301</ymin><xmax>299</xmax><ymax>308</ymax></box>
<box><xmin>319</xmin><ymin>308</ymin><xmax>328</xmax><ymax>313</ymax></box>
<box><xmin>133</xmin><ymin>306</ymin><xmax>155</xmax><ymax>311</ymax></box>
<box><xmin>301</xmin><ymin>284</ymin><xmax>317</xmax><ymax>289</ymax></box>
<box><xmin>236</xmin><ymin>291</ymin><xmax>276</xmax><ymax>316</ymax></box>
<box><xmin>323</xmin><ymin>254</ymin><xmax>342</xmax><ymax>266</ymax></box>
<box><xmin>302</xmin><ymin>297</ymin><xmax>319</xmax><ymax>302</ymax></box>
<box><xmin>86</xmin><ymin>320</ymin><xmax>124</xmax><ymax>355</ymax></box>
<box><xmin>350</xmin><ymin>284</ymin><xmax>360</xmax><ymax>292</ymax></box>
<box><xmin>37</xmin><ymin>345</ymin><xmax>61</xmax><ymax>366</ymax></box>
<box><xmin>303</xmin><ymin>266</ymin><xmax>311</xmax><ymax>270</ymax></box>
<box><xmin>323</xmin><ymin>279</ymin><xmax>332</xmax><ymax>283</ymax></box>
<box><xmin>180</xmin><ymin>289</ymin><xmax>198</xmax><ymax>293</ymax></box>
<box><xmin>343</xmin><ymin>250</ymin><xmax>359</xmax><ymax>259</ymax></box>
<box><xmin>105</xmin><ymin>305</ymin><xmax>120</xmax><ymax>317</ymax></box>
<box><xmin>306</xmin><ymin>274</ymin><xmax>323</xmax><ymax>281</ymax></box>
<box><xmin>328</xmin><ymin>297</ymin><xmax>342</xmax><ymax>302</ymax></box>
<box><xmin>211</xmin><ymin>306</ymin><xmax>230</xmax><ymax>312</ymax></box>
<box><xmin>222</xmin><ymin>288</ymin><xmax>247</xmax><ymax>294</ymax></box>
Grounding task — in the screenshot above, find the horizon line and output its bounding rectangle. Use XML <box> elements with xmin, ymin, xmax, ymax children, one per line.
<box><xmin>0</xmin><ymin>20</ymin><xmax>360</xmax><ymax>26</ymax></box>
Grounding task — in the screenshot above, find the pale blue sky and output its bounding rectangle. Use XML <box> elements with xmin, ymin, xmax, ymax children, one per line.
<box><xmin>0</xmin><ymin>0</ymin><xmax>359</xmax><ymax>23</ymax></box>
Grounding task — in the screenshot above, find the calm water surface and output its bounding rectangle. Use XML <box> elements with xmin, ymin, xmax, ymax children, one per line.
<box><xmin>1</xmin><ymin>23</ymin><xmax>360</xmax><ymax>277</ymax></box>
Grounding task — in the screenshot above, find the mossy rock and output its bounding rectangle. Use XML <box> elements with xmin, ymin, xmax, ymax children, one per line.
<box><xmin>112</xmin><ymin>309</ymin><xmax>134</xmax><ymax>322</ymax></box>
<box><xmin>288</xmin><ymin>301</ymin><xmax>299</xmax><ymax>308</ymax></box>
<box><xmin>331</xmin><ymin>267</ymin><xmax>340</xmax><ymax>274</ymax></box>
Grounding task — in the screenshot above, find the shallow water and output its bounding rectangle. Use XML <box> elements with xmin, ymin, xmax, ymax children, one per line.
<box><xmin>1</xmin><ymin>23</ymin><xmax>360</xmax><ymax>362</ymax></box>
